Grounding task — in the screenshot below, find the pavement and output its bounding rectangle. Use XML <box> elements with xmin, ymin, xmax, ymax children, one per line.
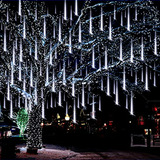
<box><xmin>1</xmin><ymin>144</ymin><xmax>159</xmax><ymax>160</ymax></box>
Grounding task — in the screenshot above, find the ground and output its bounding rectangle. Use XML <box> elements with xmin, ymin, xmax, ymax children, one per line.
<box><xmin>1</xmin><ymin>144</ymin><xmax>160</xmax><ymax>160</ymax></box>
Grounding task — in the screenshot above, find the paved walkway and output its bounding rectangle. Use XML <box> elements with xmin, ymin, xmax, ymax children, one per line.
<box><xmin>15</xmin><ymin>144</ymin><xmax>160</xmax><ymax>160</ymax></box>
<box><xmin>1</xmin><ymin>144</ymin><xmax>160</xmax><ymax>160</ymax></box>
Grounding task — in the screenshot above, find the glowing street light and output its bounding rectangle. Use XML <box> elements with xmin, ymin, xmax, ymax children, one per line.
<box><xmin>65</xmin><ymin>114</ymin><xmax>70</xmax><ymax>121</ymax></box>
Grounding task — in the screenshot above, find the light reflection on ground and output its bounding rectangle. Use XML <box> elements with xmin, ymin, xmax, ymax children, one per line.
<box><xmin>14</xmin><ymin>144</ymin><xmax>160</xmax><ymax>160</ymax></box>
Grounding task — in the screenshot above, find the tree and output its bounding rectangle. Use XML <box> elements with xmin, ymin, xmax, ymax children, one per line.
<box><xmin>16</xmin><ymin>108</ymin><xmax>29</xmax><ymax>136</ymax></box>
<box><xmin>0</xmin><ymin>0</ymin><xmax>160</xmax><ymax>150</ymax></box>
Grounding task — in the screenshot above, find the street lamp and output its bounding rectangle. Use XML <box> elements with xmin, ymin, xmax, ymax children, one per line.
<box><xmin>65</xmin><ymin>114</ymin><xmax>70</xmax><ymax>121</ymax></box>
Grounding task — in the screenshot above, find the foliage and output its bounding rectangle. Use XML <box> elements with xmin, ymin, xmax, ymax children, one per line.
<box><xmin>16</xmin><ymin>108</ymin><xmax>29</xmax><ymax>136</ymax></box>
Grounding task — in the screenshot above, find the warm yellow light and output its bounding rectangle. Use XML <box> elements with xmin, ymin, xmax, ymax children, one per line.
<box><xmin>57</xmin><ymin>113</ymin><xmax>60</xmax><ymax>119</ymax></box>
<box><xmin>65</xmin><ymin>114</ymin><xmax>70</xmax><ymax>121</ymax></box>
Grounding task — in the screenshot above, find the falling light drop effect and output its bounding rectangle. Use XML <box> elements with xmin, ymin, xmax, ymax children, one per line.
<box><xmin>100</xmin><ymin>7</ymin><xmax>103</xmax><ymax>31</ymax></box>
<box><xmin>107</xmin><ymin>74</ymin><xmax>110</xmax><ymax>96</ymax></box>
<box><xmin>88</xmin><ymin>84</ymin><xmax>90</xmax><ymax>103</ymax></box>
<box><xmin>101</xmin><ymin>76</ymin><xmax>103</xmax><ymax>91</ymax></box>
<box><xmin>34</xmin><ymin>82</ymin><xmax>37</xmax><ymax>105</ymax></box>
<box><xmin>11</xmin><ymin>65</ymin><xmax>14</xmax><ymax>85</ymax></box>
<box><xmin>75</xmin><ymin>0</ymin><xmax>78</xmax><ymax>16</ymax></box>
<box><xmin>99</xmin><ymin>56</ymin><xmax>101</xmax><ymax>70</ymax></box>
<box><xmin>89</xmin><ymin>8</ymin><xmax>93</xmax><ymax>34</ymax></box>
<box><xmin>59</xmin><ymin>17</ymin><xmax>61</xmax><ymax>42</ymax></box>
<box><xmin>52</xmin><ymin>68</ymin><xmax>55</xmax><ymax>92</ymax></box>
<box><xmin>72</xmin><ymin>78</ymin><xmax>75</xmax><ymax>97</ymax></box>
<box><xmin>79</xmin><ymin>20</ymin><xmax>81</xmax><ymax>43</ymax></box>
<box><xmin>46</xmin><ymin>100</ymin><xmax>48</xmax><ymax>109</ymax></box>
<box><xmin>3</xmin><ymin>96</ymin><xmax>6</xmax><ymax>109</ymax></box>
<box><xmin>49</xmin><ymin>41</ymin><xmax>52</xmax><ymax>65</ymax></box>
<box><xmin>150</xmin><ymin>70</ymin><xmax>152</xmax><ymax>80</ymax></box>
<box><xmin>18</xmin><ymin>0</ymin><xmax>21</xmax><ymax>16</ymax></box>
<box><xmin>18</xmin><ymin>95</ymin><xmax>20</xmax><ymax>108</ymax></box>
<box><xmin>42</xmin><ymin>100</ymin><xmax>45</xmax><ymax>119</ymax></box>
<box><xmin>35</xmin><ymin>4</ymin><xmax>37</xmax><ymax>21</ymax></box>
<box><xmin>113</xmin><ymin>80</ymin><xmax>115</xmax><ymax>95</ymax></box>
<box><xmin>82</xmin><ymin>83</ymin><xmax>85</xmax><ymax>107</ymax></box>
<box><xmin>73</xmin><ymin>99</ymin><xmax>76</xmax><ymax>123</ymax></box>
<box><xmin>131</xmin><ymin>68</ymin><xmax>133</xmax><ymax>77</ymax></box>
<box><xmin>121</xmin><ymin>11</ymin><xmax>123</xmax><ymax>26</ymax></box>
<box><xmin>108</xmin><ymin>15</ymin><xmax>112</xmax><ymax>40</ymax></box>
<box><xmin>58</xmin><ymin>88</ymin><xmax>62</xmax><ymax>106</ymax></box>
<box><xmin>12</xmin><ymin>43</ymin><xmax>15</xmax><ymax>65</ymax></box>
<box><xmin>126</xmin><ymin>95</ymin><xmax>128</xmax><ymax>109</ymax></box>
<box><xmin>30</xmin><ymin>63</ymin><xmax>33</xmax><ymax>87</ymax></box>
<box><xmin>50</xmin><ymin>93</ymin><xmax>53</xmax><ymax>108</ymax></box>
<box><xmin>19</xmin><ymin>62</ymin><xmax>22</xmax><ymax>81</ymax></box>
<box><xmin>7</xmin><ymin>82</ymin><xmax>10</xmax><ymax>101</ymax></box>
<box><xmin>46</xmin><ymin>64</ymin><xmax>49</xmax><ymax>85</ymax></box>
<box><xmin>10</xmin><ymin>95</ymin><xmax>13</xmax><ymax>118</ymax></box>
<box><xmin>29</xmin><ymin>99</ymin><xmax>31</xmax><ymax>111</ymax></box>
<box><xmin>69</xmin><ymin>31</ymin><xmax>72</xmax><ymax>53</ymax></box>
<box><xmin>39</xmin><ymin>62</ymin><xmax>42</xmax><ymax>76</ymax></box>
<box><xmin>55</xmin><ymin>48</ymin><xmax>57</xmax><ymax>59</ymax></box>
<box><xmin>145</xmin><ymin>66</ymin><xmax>149</xmax><ymax>90</ymax></box>
<box><xmin>55</xmin><ymin>5</ymin><xmax>57</xmax><ymax>14</ymax></box>
<box><xmin>135</xmin><ymin>6</ymin><xmax>137</xmax><ymax>21</ymax></box>
<box><xmin>29</xmin><ymin>46</ymin><xmax>32</xmax><ymax>56</ymax></box>
<box><xmin>120</xmin><ymin>38</ymin><xmax>123</xmax><ymax>61</ymax></box>
<box><xmin>127</xmin><ymin>7</ymin><xmax>130</xmax><ymax>31</ymax></box>
<box><xmin>35</xmin><ymin>36</ymin><xmax>38</xmax><ymax>60</ymax></box>
<box><xmin>63</xmin><ymin>60</ymin><xmax>66</xmax><ymax>85</ymax></box>
<box><xmin>85</xmin><ymin>67</ymin><xmax>88</xmax><ymax>76</ymax></box>
<box><xmin>141</xmin><ymin>67</ymin><xmax>144</xmax><ymax>82</ymax></box>
<box><xmin>4</xmin><ymin>25</ymin><xmax>7</xmax><ymax>52</ymax></box>
<box><xmin>130</xmin><ymin>91</ymin><xmax>134</xmax><ymax>115</ymax></box>
<box><xmin>7</xmin><ymin>8</ymin><xmax>9</xmax><ymax>22</ymax></box>
<box><xmin>114</xmin><ymin>5</ymin><xmax>116</xmax><ymax>20</ymax></box>
<box><xmin>99</xmin><ymin>96</ymin><xmax>101</xmax><ymax>111</ymax></box>
<box><xmin>104</xmin><ymin>46</ymin><xmax>108</xmax><ymax>69</ymax></box>
<box><xmin>92</xmin><ymin>94</ymin><xmax>96</xmax><ymax>119</ymax></box>
<box><xmin>70</xmin><ymin>6</ymin><xmax>73</xmax><ymax>26</ymax></box>
<box><xmin>77</xmin><ymin>94</ymin><xmax>80</xmax><ymax>109</ymax></box>
<box><xmin>115</xmin><ymin>80</ymin><xmax>119</xmax><ymax>105</ymax></box>
<box><xmin>20</xmin><ymin>39</ymin><xmax>23</xmax><ymax>62</ymax></box>
<box><xmin>123</xmin><ymin>65</ymin><xmax>126</xmax><ymax>90</ymax></box>
<box><xmin>135</xmin><ymin>71</ymin><xmax>137</xmax><ymax>85</ymax></box>
<box><xmin>130</xmin><ymin>39</ymin><xmax>133</xmax><ymax>63</ymax></box>
<box><xmin>23</xmin><ymin>16</ymin><xmax>26</xmax><ymax>39</ymax></box>
<box><xmin>154</xmin><ymin>31</ymin><xmax>157</xmax><ymax>56</ymax></box>
<box><xmin>14</xmin><ymin>35</ymin><xmax>17</xmax><ymax>50</ymax></box>
<box><xmin>53</xmin><ymin>24</ymin><xmax>56</xmax><ymax>39</ymax></box>
<box><xmin>66</xmin><ymin>102</ymin><xmax>68</xmax><ymax>115</ymax></box>
<box><xmin>41</xmin><ymin>88</ymin><xmax>44</xmax><ymax>117</ymax></box>
<box><xmin>141</xmin><ymin>36</ymin><xmax>144</xmax><ymax>61</ymax></box>
<box><xmin>64</xmin><ymin>0</ymin><xmax>67</xmax><ymax>20</ymax></box>
<box><xmin>44</xmin><ymin>17</ymin><xmax>46</xmax><ymax>39</ymax></box>
<box><xmin>92</xmin><ymin>47</ymin><xmax>95</xmax><ymax>68</ymax></box>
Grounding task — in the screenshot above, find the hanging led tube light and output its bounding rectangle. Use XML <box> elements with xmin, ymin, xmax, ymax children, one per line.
<box><xmin>75</xmin><ymin>0</ymin><xmax>78</xmax><ymax>16</ymax></box>
<box><xmin>100</xmin><ymin>7</ymin><xmax>103</xmax><ymax>31</ymax></box>
<box><xmin>82</xmin><ymin>83</ymin><xmax>85</xmax><ymax>107</ymax></box>
<box><xmin>4</xmin><ymin>25</ymin><xmax>7</xmax><ymax>52</ymax></box>
<box><xmin>92</xmin><ymin>94</ymin><xmax>96</xmax><ymax>119</ymax></box>
<box><xmin>73</xmin><ymin>98</ymin><xmax>76</xmax><ymax>123</ymax></box>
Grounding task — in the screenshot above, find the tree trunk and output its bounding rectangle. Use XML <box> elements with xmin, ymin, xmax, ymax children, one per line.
<box><xmin>27</xmin><ymin>105</ymin><xmax>42</xmax><ymax>149</ymax></box>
